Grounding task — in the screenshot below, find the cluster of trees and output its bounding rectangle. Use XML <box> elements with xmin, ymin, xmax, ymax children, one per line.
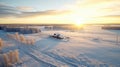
<box><xmin>4</xmin><ymin>27</ymin><xmax>40</xmax><ymax>34</ymax></box>
<box><xmin>7</xmin><ymin>32</ymin><xmax>35</xmax><ymax>45</ymax></box>
<box><xmin>0</xmin><ymin>38</ymin><xmax>3</xmax><ymax>51</ymax></box>
<box><xmin>2</xmin><ymin>50</ymin><xmax>19</xmax><ymax>67</ymax></box>
<box><xmin>0</xmin><ymin>25</ymin><xmax>41</xmax><ymax>34</ymax></box>
<box><xmin>53</xmin><ymin>25</ymin><xmax>83</xmax><ymax>30</ymax></box>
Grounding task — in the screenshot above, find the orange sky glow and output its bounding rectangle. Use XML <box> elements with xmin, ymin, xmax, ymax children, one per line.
<box><xmin>0</xmin><ymin>0</ymin><xmax>120</xmax><ymax>24</ymax></box>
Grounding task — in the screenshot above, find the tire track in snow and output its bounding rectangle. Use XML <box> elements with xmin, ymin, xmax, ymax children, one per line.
<box><xmin>4</xmin><ymin>36</ymin><xmax>56</xmax><ymax>67</ymax></box>
<box><xmin>27</xmin><ymin>45</ymin><xmax>70</xmax><ymax>67</ymax></box>
<box><xmin>43</xmin><ymin>52</ymin><xmax>79</xmax><ymax>67</ymax></box>
<box><xmin>7</xmin><ymin>36</ymin><xmax>68</xmax><ymax>67</ymax></box>
<box><xmin>20</xmin><ymin>47</ymin><xmax>56</xmax><ymax>67</ymax></box>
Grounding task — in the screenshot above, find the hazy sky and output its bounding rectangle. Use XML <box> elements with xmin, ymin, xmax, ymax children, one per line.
<box><xmin>0</xmin><ymin>0</ymin><xmax>120</xmax><ymax>24</ymax></box>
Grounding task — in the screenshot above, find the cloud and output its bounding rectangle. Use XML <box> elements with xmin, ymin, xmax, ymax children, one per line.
<box><xmin>18</xmin><ymin>10</ymin><xmax>70</xmax><ymax>17</ymax></box>
<box><xmin>0</xmin><ymin>3</ymin><xmax>21</xmax><ymax>18</ymax></box>
<box><xmin>0</xmin><ymin>3</ymin><xmax>70</xmax><ymax>18</ymax></box>
<box><xmin>17</xmin><ymin>6</ymin><xmax>33</xmax><ymax>11</ymax></box>
<box><xmin>99</xmin><ymin>15</ymin><xmax>120</xmax><ymax>18</ymax></box>
<box><xmin>0</xmin><ymin>0</ymin><xmax>120</xmax><ymax>19</ymax></box>
<box><xmin>70</xmin><ymin>0</ymin><xmax>120</xmax><ymax>17</ymax></box>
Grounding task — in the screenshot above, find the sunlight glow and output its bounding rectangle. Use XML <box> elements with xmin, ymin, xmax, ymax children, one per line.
<box><xmin>72</xmin><ymin>16</ymin><xmax>85</xmax><ymax>26</ymax></box>
<box><xmin>0</xmin><ymin>0</ymin><xmax>119</xmax><ymax>24</ymax></box>
<box><xmin>75</xmin><ymin>21</ymin><xmax>83</xmax><ymax>26</ymax></box>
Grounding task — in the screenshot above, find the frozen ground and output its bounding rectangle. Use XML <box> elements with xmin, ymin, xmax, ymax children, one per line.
<box><xmin>0</xmin><ymin>26</ymin><xmax>120</xmax><ymax>67</ymax></box>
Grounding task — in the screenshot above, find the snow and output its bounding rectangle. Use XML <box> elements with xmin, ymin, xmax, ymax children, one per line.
<box><xmin>0</xmin><ymin>25</ymin><xmax>120</xmax><ymax>67</ymax></box>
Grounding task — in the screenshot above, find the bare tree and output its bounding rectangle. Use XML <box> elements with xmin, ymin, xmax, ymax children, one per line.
<box><xmin>15</xmin><ymin>32</ymin><xmax>20</xmax><ymax>41</ymax></box>
<box><xmin>19</xmin><ymin>34</ymin><xmax>26</xmax><ymax>44</ymax></box>
<box><xmin>14</xmin><ymin>50</ymin><xmax>19</xmax><ymax>62</ymax></box>
<box><xmin>0</xmin><ymin>38</ymin><xmax>3</xmax><ymax>51</ymax></box>
<box><xmin>2</xmin><ymin>50</ymin><xmax>20</xmax><ymax>67</ymax></box>
<box><xmin>3</xmin><ymin>54</ymin><xmax>11</xmax><ymax>67</ymax></box>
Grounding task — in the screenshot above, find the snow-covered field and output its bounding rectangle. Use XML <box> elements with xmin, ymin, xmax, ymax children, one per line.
<box><xmin>0</xmin><ymin>26</ymin><xmax>120</xmax><ymax>67</ymax></box>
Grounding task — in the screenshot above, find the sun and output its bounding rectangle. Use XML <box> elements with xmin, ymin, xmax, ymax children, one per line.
<box><xmin>75</xmin><ymin>21</ymin><xmax>82</xmax><ymax>26</ymax></box>
<box><xmin>74</xmin><ymin>18</ymin><xmax>84</xmax><ymax>27</ymax></box>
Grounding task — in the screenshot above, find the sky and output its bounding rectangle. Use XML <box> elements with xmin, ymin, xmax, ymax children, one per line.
<box><xmin>0</xmin><ymin>0</ymin><xmax>120</xmax><ymax>24</ymax></box>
